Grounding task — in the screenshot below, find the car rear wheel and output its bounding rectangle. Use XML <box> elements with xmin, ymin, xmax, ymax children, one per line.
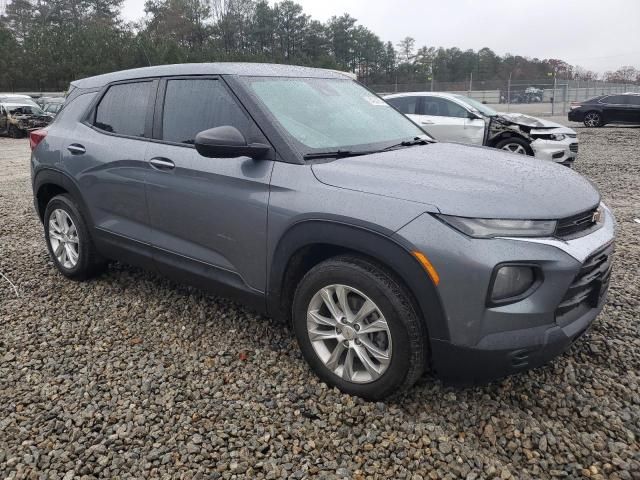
<box><xmin>495</xmin><ymin>137</ymin><xmax>532</xmax><ymax>155</ymax></box>
<box><xmin>44</xmin><ymin>194</ymin><xmax>106</xmax><ymax>280</ymax></box>
<box><xmin>583</xmin><ymin>111</ymin><xmax>602</xmax><ymax>128</ymax></box>
<box><xmin>292</xmin><ymin>255</ymin><xmax>426</xmax><ymax>400</ymax></box>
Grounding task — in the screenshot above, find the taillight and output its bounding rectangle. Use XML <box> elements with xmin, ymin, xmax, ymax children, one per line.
<box><xmin>29</xmin><ymin>129</ymin><xmax>47</xmax><ymax>151</ymax></box>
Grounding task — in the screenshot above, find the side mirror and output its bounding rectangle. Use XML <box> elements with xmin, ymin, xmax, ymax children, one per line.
<box><xmin>194</xmin><ymin>126</ymin><xmax>270</xmax><ymax>159</ymax></box>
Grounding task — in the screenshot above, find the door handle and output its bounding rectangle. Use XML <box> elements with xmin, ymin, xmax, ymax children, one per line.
<box><xmin>67</xmin><ymin>144</ymin><xmax>86</xmax><ymax>155</ymax></box>
<box><xmin>149</xmin><ymin>157</ymin><xmax>175</xmax><ymax>170</ymax></box>
<box><xmin>420</xmin><ymin>120</ymin><xmax>434</xmax><ymax>125</ymax></box>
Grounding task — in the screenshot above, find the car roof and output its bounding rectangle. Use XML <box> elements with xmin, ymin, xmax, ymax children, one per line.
<box><xmin>71</xmin><ymin>63</ymin><xmax>352</xmax><ymax>90</ymax></box>
<box><xmin>1</xmin><ymin>102</ymin><xmax>38</xmax><ymax>108</ymax></box>
<box><xmin>384</xmin><ymin>92</ymin><xmax>462</xmax><ymax>99</ymax></box>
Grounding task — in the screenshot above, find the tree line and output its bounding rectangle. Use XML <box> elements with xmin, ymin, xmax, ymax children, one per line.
<box><xmin>1</xmin><ymin>0</ymin><xmax>638</xmax><ymax>92</ymax></box>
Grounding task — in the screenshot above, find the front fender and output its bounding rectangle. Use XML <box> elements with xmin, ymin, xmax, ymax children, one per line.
<box><xmin>266</xmin><ymin>219</ymin><xmax>449</xmax><ymax>343</ymax></box>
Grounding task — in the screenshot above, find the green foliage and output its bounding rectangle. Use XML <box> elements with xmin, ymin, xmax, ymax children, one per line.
<box><xmin>1</xmin><ymin>0</ymin><xmax>635</xmax><ymax>91</ymax></box>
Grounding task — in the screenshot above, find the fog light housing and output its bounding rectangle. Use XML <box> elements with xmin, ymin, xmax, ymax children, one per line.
<box><xmin>489</xmin><ymin>265</ymin><xmax>538</xmax><ymax>304</ymax></box>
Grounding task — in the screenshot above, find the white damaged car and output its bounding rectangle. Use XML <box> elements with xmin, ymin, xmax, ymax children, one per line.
<box><xmin>385</xmin><ymin>92</ymin><xmax>578</xmax><ymax>167</ymax></box>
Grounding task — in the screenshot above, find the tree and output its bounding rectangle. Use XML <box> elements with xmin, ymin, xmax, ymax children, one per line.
<box><xmin>396</xmin><ymin>36</ymin><xmax>414</xmax><ymax>63</ymax></box>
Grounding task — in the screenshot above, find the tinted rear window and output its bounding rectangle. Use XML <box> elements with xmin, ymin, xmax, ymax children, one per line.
<box><xmin>94</xmin><ymin>82</ymin><xmax>152</xmax><ymax>137</ymax></box>
<box><xmin>626</xmin><ymin>95</ymin><xmax>640</xmax><ymax>106</ymax></box>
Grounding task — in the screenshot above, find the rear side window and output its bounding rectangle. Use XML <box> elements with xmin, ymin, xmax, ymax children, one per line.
<box><xmin>161</xmin><ymin>79</ymin><xmax>259</xmax><ymax>145</ymax></box>
<box><xmin>626</xmin><ymin>95</ymin><xmax>640</xmax><ymax>106</ymax></box>
<box><xmin>94</xmin><ymin>82</ymin><xmax>152</xmax><ymax>137</ymax></box>
<box><xmin>387</xmin><ymin>96</ymin><xmax>419</xmax><ymax>114</ymax></box>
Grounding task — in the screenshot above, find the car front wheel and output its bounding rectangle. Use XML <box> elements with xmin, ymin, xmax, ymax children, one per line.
<box><xmin>495</xmin><ymin>137</ymin><xmax>532</xmax><ymax>155</ymax></box>
<box><xmin>292</xmin><ymin>255</ymin><xmax>426</xmax><ymax>400</ymax></box>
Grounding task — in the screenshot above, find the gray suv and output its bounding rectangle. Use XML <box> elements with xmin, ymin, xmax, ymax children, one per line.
<box><xmin>30</xmin><ymin>63</ymin><xmax>615</xmax><ymax>400</ymax></box>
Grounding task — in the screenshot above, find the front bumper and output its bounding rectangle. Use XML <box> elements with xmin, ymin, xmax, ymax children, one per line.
<box><xmin>568</xmin><ymin>109</ymin><xmax>585</xmax><ymax>122</ymax></box>
<box><xmin>430</xmin><ymin>302</ymin><xmax>600</xmax><ymax>383</ymax></box>
<box><xmin>530</xmin><ymin>137</ymin><xmax>578</xmax><ymax>166</ymax></box>
<box><xmin>395</xmin><ymin>205</ymin><xmax>615</xmax><ymax>384</ymax></box>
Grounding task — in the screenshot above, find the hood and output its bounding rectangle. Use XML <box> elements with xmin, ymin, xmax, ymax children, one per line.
<box><xmin>497</xmin><ymin>112</ymin><xmax>575</xmax><ymax>134</ymax></box>
<box><xmin>311</xmin><ymin>143</ymin><xmax>599</xmax><ymax>219</ymax></box>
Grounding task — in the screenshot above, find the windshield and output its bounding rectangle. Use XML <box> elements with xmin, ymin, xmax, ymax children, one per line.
<box><xmin>242</xmin><ymin>77</ymin><xmax>426</xmax><ymax>153</ymax></box>
<box><xmin>8</xmin><ymin>105</ymin><xmax>45</xmax><ymax>115</ymax></box>
<box><xmin>452</xmin><ymin>94</ymin><xmax>498</xmax><ymax>117</ymax></box>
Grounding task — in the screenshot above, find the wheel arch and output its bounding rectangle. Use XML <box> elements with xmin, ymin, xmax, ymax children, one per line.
<box><xmin>267</xmin><ymin>219</ymin><xmax>450</xmax><ymax>343</ymax></box>
<box><xmin>33</xmin><ymin>168</ymin><xmax>94</xmax><ymax>229</ymax></box>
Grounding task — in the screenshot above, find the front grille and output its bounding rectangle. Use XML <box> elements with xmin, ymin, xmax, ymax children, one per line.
<box><xmin>555</xmin><ymin>207</ymin><xmax>598</xmax><ymax>239</ymax></box>
<box><xmin>555</xmin><ymin>243</ymin><xmax>614</xmax><ymax>326</ymax></box>
<box><xmin>569</xmin><ymin>143</ymin><xmax>578</xmax><ymax>153</ymax></box>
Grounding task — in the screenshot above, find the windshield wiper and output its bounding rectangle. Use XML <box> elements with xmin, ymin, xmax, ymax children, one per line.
<box><xmin>303</xmin><ymin>149</ymin><xmax>366</xmax><ymax>160</ymax></box>
<box><xmin>303</xmin><ymin>137</ymin><xmax>432</xmax><ymax>160</ymax></box>
<box><xmin>380</xmin><ymin>136</ymin><xmax>432</xmax><ymax>152</ymax></box>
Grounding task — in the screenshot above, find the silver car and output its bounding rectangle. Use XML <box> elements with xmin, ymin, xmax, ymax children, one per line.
<box><xmin>385</xmin><ymin>92</ymin><xmax>579</xmax><ymax>167</ymax></box>
<box><xmin>30</xmin><ymin>64</ymin><xmax>613</xmax><ymax>399</ymax></box>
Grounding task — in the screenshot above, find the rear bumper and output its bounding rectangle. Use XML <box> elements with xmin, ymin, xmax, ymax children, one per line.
<box><xmin>430</xmin><ymin>299</ymin><xmax>602</xmax><ymax>383</ymax></box>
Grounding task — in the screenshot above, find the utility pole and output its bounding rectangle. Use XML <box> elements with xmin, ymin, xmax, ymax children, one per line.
<box><xmin>551</xmin><ymin>70</ymin><xmax>557</xmax><ymax>116</ymax></box>
<box><xmin>507</xmin><ymin>71</ymin><xmax>512</xmax><ymax>112</ymax></box>
<box><xmin>469</xmin><ymin>71</ymin><xmax>473</xmax><ymax>93</ymax></box>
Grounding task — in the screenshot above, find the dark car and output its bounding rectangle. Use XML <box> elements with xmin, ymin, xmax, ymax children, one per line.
<box><xmin>29</xmin><ymin>63</ymin><xmax>615</xmax><ymax>400</ymax></box>
<box><xmin>568</xmin><ymin>92</ymin><xmax>640</xmax><ymax>127</ymax></box>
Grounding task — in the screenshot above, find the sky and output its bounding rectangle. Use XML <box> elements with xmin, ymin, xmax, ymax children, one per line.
<box><xmin>121</xmin><ymin>0</ymin><xmax>640</xmax><ymax>74</ymax></box>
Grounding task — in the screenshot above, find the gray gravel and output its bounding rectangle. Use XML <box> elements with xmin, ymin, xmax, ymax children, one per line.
<box><xmin>1</xmin><ymin>123</ymin><xmax>639</xmax><ymax>479</ymax></box>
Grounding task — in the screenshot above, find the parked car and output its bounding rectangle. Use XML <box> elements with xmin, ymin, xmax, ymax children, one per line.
<box><xmin>0</xmin><ymin>101</ymin><xmax>52</xmax><ymax>137</ymax></box>
<box><xmin>30</xmin><ymin>64</ymin><xmax>615</xmax><ymax>400</ymax></box>
<box><xmin>0</xmin><ymin>95</ymin><xmax>40</xmax><ymax>108</ymax></box>
<box><xmin>43</xmin><ymin>102</ymin><xmax>64</xmax><ymax>116</ymax></box>
<box><xmin>568</xmin><ymin>92</ymin><xmax>640</xmax><ymax>127</ymax></box>
<box><xmin>385</xmin><ymin>92</ymin><xmax>579</xmax><ymax>167</ymax></box>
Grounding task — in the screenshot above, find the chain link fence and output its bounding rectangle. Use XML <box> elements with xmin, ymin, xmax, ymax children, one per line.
<box><xmin>369</xmin><ymin>79</ymin><xmax>640</xmax><ymax>116</ymax></box>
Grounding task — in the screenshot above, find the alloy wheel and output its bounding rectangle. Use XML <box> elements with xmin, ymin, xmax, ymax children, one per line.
<box><xmin>584</xmin><ymin>112</ymin><xmax>601</xmax><ymax>127</ymax></box>
<box><xmin>306</xmin><ymin>284</ymin><xmax>392</xmax><ymax>383</ymax></box>
<box><xmin>501</xmin><ymin>143</ymin><xmax>527</xmax><ymax>155</ymax></box>
<box><xmin>48</xmin><ymin>209</ymin><xmax>80</xmax><ymax>269</ymax></box>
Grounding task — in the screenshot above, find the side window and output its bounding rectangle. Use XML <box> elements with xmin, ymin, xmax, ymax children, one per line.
<box><xmin>441</xmin><ymin>99</ymin><xmax>469</xmax><ymax>118</ymax></box>
<box><xmin>422</xmin><ymin>97</ymin><xmax>449</xmax><ymax>116</ymax></box>
<box><xmin>161</xmin><ymin>79</ymin><xmax>261</xmax><ymax>145</ymax></box>
<box><xmin>601</xmin><ymin>95</ymin><xmax>626</xmax><ymax>105</ymax></box>
<box><xmin>387</xmin><ymin>96</ymin><xmax>419</xmax><ymax>115</ymax></box>
<box><xmin>625</xmin><ymin>95</ymin><xmax>640</xmax><ymax>106</ymax></box>
<box><xmin>94</xmin><ymin>82</ymin><xmax>152</xmax><ymax>137</ymax></box>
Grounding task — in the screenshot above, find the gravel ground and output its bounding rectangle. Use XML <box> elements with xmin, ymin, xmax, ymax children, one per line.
<box><xmin>1</xmin><ymin>123</ymin><xmax>639</xmax><ymax>480</ymax></box>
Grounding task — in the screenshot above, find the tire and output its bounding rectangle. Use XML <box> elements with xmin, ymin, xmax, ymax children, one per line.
<box><xmin>8</xmin><ymin>124</ymin><xmax>22</xmax><ymax>138</ymax></box>
<box><xmin>583</xmin><ymin>111</ymin><xmax>602</xmax><ymax>128</ymax></box>
<box><xmin>43</xmin><ymin>194</ymin><xmax>106</xmax><ymax>280</ymax></box>
<box><xmin>292</xmin><ymin>255</ymin><xmax>426</xmax><ymax>400</ymax></box>
<box><xmin>495</xmin><ymin>137</ymin><xmax>532</xmax><ymax>156</ymax></box>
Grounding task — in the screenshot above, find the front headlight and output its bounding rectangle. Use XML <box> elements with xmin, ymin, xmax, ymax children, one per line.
<box><xmin>532</xmin><ymin>133</ymin><xmax>567</xmax><ymax>141</ymax></box>
<box><xmin>437</xmin><ymin>215</ymin><xmax>557</xmax><ymax>238</ymax></box>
